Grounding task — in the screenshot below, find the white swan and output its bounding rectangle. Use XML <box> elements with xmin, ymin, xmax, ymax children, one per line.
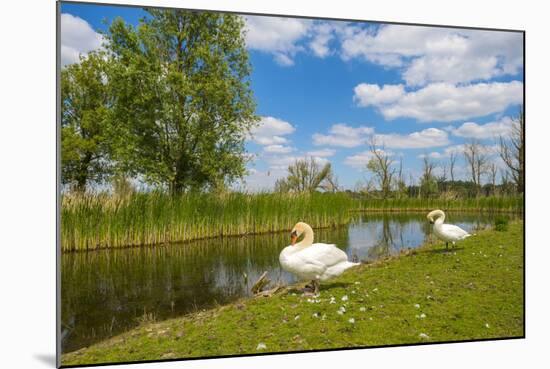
<box><xmin>279</xmin><ymin>222</ymin><xmax>360</xmax><ymax>294</ymax></box>
<box><xmin>427</xmin><ymin>209</ymin><xmax>471</xmax><ymax>249</ymax></box>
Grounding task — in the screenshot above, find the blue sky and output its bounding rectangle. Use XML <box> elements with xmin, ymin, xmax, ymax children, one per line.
<box><xmin>60</xmin><ymin>2</ymin><xmax>524</xmax><ymax>191</ymax></box>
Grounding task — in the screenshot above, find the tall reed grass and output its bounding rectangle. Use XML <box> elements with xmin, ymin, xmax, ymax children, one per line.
<box><xmin>356</xmin><ymin>196</ymin><xmax>523</xmax><ymax>212</ymax></box>
<box><xmin>61</xmin><ymin>192</ymin><xmax>523</xmax><ymax>251</ymax></box>
<box><xmin>61</xmin><ymin>192</ymin><xmax>355</xmax><ymax>251</ymax></box>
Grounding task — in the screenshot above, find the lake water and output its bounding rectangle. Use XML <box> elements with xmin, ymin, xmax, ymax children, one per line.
<box><xmin>61</xmin><ymin>212</ymin><xmax>512</xmax><ymax>353</ymax></box>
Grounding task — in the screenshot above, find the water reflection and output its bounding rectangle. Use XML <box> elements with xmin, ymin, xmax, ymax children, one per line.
<box><xmin>61</xmin><ymin>212</ymin><xmax>512</xmax><ymax>353</ymax></box>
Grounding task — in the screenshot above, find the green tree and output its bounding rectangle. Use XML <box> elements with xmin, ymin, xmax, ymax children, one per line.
<box><xmin>61</xmin><ymin>52</ymin><xmax>111</xmax><ymax>191</ymax></box>
<box><xmin>274</xmin><ymin>157</ymin><xmax>336</xmax><ymax>193</ymax></box>
<box><xmin>366</xmin><ymin>138</ymin><xmax>395</xmax><ymax>199</ymax></box>
<box><xmin>105</xmin><ymin>9</ymin><xmax>257</xmax><ymax>193</ymax></box>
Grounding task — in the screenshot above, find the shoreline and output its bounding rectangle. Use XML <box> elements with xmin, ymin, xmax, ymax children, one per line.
<box><xmin>61</xmin><ymin>221</ymin><xmax>524</xmax><ymax>365</ymax></box>
<box><xmin>61</xmin><ymin>208</ymin><xmax>521</xmax><ymax>253</ymax></box>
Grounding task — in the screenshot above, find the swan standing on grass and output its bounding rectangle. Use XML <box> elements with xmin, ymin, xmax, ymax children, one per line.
<box><xmin>279</xmin><ymin>222</ymin><xmax>360</xmax><ymax>295</ymax></box>
<box><xmin>427</xmin><ymin>209</ymin><xmax>471</xmax><ymax>249</ymax></box>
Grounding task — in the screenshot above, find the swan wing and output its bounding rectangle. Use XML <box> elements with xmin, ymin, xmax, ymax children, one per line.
<box><xmin>440</xmin><ymin>224</ymin><xmax>470</xmax><ymax>240</ymax></box>
<box><xmin>296</xmin><ymin>243</ymin><xmax>349</xmax><ymax>269</ymax></box>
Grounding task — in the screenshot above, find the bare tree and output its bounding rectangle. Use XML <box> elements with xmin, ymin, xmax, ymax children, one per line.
<box><xmin>366</xmin><ymin>137</ymin><xmax>395</xmax><ymax>199</ymax></box>
<box><xmin>274</xmin><ymin>157</ymin><xmax>334</xmax><ymax>193</ymax></box>
<box><xmin>420</xmin><ymin>156</ymin><xmax>437</xmax><ymax>197</ymax></box>
<box><xmin>499</xmin><ymin>110</ymin><xmax>524</xmax><ymax>193</ymax></box>
<box><xmin>464</xmin><ymin>140</ymin><xmax>489</xmax><ymax>194</ymax></box>
<box><xmin>449</xmin><ymin>151</ymin><xmax>457</xmax><ymax>182</ymax></box>
<box><xmin>488</xmin><ymin>163</ymin><xmax>498</xmax><ymax>196</ymax></box>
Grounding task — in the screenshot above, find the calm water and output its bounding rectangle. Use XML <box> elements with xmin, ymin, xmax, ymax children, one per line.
<box><xmin>61</xmin><ymin>212</ymin><xmax>511</xmax><ymax>352</ymax></box>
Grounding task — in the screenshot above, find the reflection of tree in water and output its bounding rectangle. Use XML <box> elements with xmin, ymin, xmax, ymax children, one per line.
<box><xmin>367</xmin><ymin>216</ymin><xmax>394</xmax><ymax>259</ymax></box>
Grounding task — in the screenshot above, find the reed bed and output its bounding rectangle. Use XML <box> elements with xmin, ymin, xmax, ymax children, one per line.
<box><xmin>61</xmin><ymin>192</ymin><xmax>523</xmax><ymax>251</ymax></box>
<box><xmin>61</xmin><ymin>192</ymin><xmax>355</xmax><ymax>251</ymax></box>
<box><xmin>356</xmin><ymin>196</ymin><xmax>523</xmax><ymax>213</ymax></box>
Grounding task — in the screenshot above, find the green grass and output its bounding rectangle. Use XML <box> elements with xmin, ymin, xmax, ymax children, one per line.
<box><xmin>356</xmin><ymin>196</ymin><xmax>523</xmax><ymax>212</ymax></box>
<box><xmin>61</xmin><ymin>221</ymin><xmax>524</xmax><ymax>366</ymax></box>
<box><xmin>61</xmin><ymin>192</ymin><xmax>523</xmax><ymax>251</ymax></box>
<box><xmin>61</xmin><ymin>192</ymin><xmax>355</xmax><ymax>251</ymax></box>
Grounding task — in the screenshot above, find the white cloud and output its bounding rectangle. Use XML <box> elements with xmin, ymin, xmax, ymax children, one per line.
<box><xmin>340</xmin><ymin>24</ymin><xmax>523</xmax><ymax>86</ymax></box>
<box><xmin>306</xmin><ymin>149</ymin><xmax>336</xmax><ymax>157</ymax></box>
<box><xmin>263</xmin><ymin>144</ymin><xmax>294</xmax><ymax>154</ymax></box>
<box><xmin>354</xmin><ymin>81</ymin><xmax>523</xmax><ymax>122</ymax></box>
<box><xmin>374</xmin><ymin>128</ymin><xmax>450</xmax><ymax>149</ymax></box>
<box><xmin>312</xmin><ymin>123</ymin><xmax>374</xmax><ymax>148</ymax></box>
<box><xmin>61</xmin><ymin>13</ymin><xmax>103</xmax><ymax>66</ymax></box>
<box><xmin>344</xmin><ymin>149</ymin><xmax>393</xmax><ymax>169</ymax></box>
<box><xmin>353</xmin><ymin>84</ymin><xmax>405</xmax><ymax>107</ymax></box>
<box><xmin>448</xmin><ymin>117</ymin><xmax>515</xmax><ymax>139</ymax></box>
<box><xmin>244</xmin><ymin>16</ymin><xmax>311</xmax><ymax>66</ymax></box>
<box><xmin>249</xmin><ymin>116</ymin><xmax>296</xmax><ymax>146</ymax></box>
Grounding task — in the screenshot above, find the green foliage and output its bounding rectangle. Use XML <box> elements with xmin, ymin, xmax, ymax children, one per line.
<box><xmin>62</xmin><ymin>222</ymin><xmax>523</xmax><ymax>365</ymax></box>
<box><xmin>274</xmin><ymin>157</ymin><xmax>336</xmax><ymax>193</ymax></box>
<box><xmin>61</xmin><ymin>52</ymin><xmax>112</xmax><ymax>191</ymax></box>
<box><xmin>104</xmin><ymin>9</ymin><xmax>258</xmax><ymax>193</ymax></box>
<box><xmin>494</xmin><ymin>216</ymin><xmax>509</xmax><ymax>231</ymax></box>
<box><xmin>61</xmin><ymin>192</ymin><xmax>354</xmax><ymax>251</ymax></box>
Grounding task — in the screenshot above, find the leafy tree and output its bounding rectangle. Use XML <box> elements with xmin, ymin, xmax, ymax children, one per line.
<box><xmin>105</xmin><ymin>9</ymin><xmax>257</xmax><ymax>193</ymax></box>
<box><xmin>274</xmin><ymin>157</ymin><xmax>336</xmax><ymax>193</ymax></box>
<box><xmin>61</xmin><ymin>52</ymin><xmax>111</xmax><ymax>191</ymax></box>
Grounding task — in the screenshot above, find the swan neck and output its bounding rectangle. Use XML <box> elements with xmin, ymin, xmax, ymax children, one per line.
<box><xmin>295</xmin><ymin>224</ymin><xmax>314</xmax><ymax>248</ymax></box>
<box><xmin>434</xmin><ymin>211</ymin><xmax>445</xmax><ymax>225</ymax></box>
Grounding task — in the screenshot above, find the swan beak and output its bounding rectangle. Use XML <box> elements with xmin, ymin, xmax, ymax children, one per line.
<box><xmin>290</xmin><ymin>231</ymin><xmax>298</xmax><ymax>245</ymax></box>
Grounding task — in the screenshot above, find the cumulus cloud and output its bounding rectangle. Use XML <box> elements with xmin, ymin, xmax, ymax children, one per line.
<box><xmin>448</xmin><ymin>117</ymin><xmax>515</xmax><ymax>139</ymax></box>
<box><xmin>248</xmin><ymin>116</ymin><xmax>296</xmax><ymax>146</ymax></box>
<box><xmin>312</xmin><ymin>123</ymin><xmax>374</xmax><ymax>148</ymax></box>
<box><xmin>353</xmin><ymin>81</ymin><xmax>523</xmax><ymax>122</ymax></box>
<box><xmin>61</xmin><ymin>13</ymin><xmax>103</xmax><ymax>66</ymax></box>
<box><xmin>263</xmin><ymin>144</ymin><xmax>294</xmax><ymax>154</ymax></box>
<box><xmin>306</xmin><ymin>149</ymin><xmax>336</xmax><ymax>157</ymax></box>
<box><xmin>244</xmin><ymin>16</ymin><xmax>312</xmax><ymax>66</ymax></box>
<box><xmin>340</xmin><ymin>24</ymin><xmax>523</xmax><ymax>86</ymax></box>
<box><xmin>374</xmin><ymin>128</ymin><xmax>450</xmax><ymax>149</ymax></box>
<box><xmin>344</xmin><ymin>149</ymin><xmax>393</xmax><ymax>169</ymax></box>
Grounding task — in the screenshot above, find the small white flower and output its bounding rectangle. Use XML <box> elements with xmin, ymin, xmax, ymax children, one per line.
<box><xmin>312</xmin><ymin>313</ymin><xmax>319</xmax><ymax>318</ymax></box>
<box><xmin>419</xmin><ymin>333</ymin><xmax>430</xmax><ymax>340</ymax></box>
<box><xmin>359</xmin><ymin>307</ymin><xmax>366</xmax><ymax>312</ymax></box>
<box><xmin>294</xmin><ymin>315</ymin><xmax>300</xmax><ymax>320</ymax></box>
<box><xmin>321</xmin><ymin>314</ymin><xmax>327</xmax><ymax>320</ymax></box>
<box><xmin>337</xmin><ymin>306</ymin><xmax>346</xmax><ymax>315</ymax></box>
<box><xmin>485</xmin><ymin>323</ymin><xmax>490</xmax><ymax>328</ymax></box>
<box><xmin>414</xmin><ymin>304</ymin><xmax>420</xmax><ymax>309</ymax></box>
<box><xmin>348</xmin><ymin>318</ymin><xmax>355</xmax><ymax>324</ymax></box>
<box><xmin>420</xmin><ymin>313</ymin><xmax>426</xmax><ymax>319</ymax></box>
<box><xmin>369</xmin><ymin>317</ymin><xmax>373</xmax><ymax>321</ymax></box>
<box><xmin>337</xmin><ymin>310</ymin><xmax>344</xmax><ymax>315</ymax></box>
<box><xmin>329</xmin><ymin>296</ymin><xmax>336</xmax><ymax>304</ymax></box>
<box><xmin>426</xmin><ymin>295</ymin><xmax>433</xmax><ymax>300</ymax></box>
<box><xmin>372</xmin><ymin>288</ymin><xmax>378</xmax><ymax>292</ymax></box>
<box><xmin>351</xmin><ymin>290</ymin><xmax>356</xmax><ymax>294</ymax></box>
<box><xmin>355</xmin><ymin>281</ymin><xmax>361</xmax><ymax>285</ymax></box>
<box><xmin>256</xmin><ymin>343</ymin><xmax>267</xmax><ymax>350</ymax></box>
<box><xmin>341</xmin><ymin>295</ymin><xmax>349</xmax><ymax>301</ymax></box>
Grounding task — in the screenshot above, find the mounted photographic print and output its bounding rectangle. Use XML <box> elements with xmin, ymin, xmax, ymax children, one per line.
<box><xmin>57</xmin><ymin>0</ymin><xmax>525</xmax><ymax>366</ymax></box>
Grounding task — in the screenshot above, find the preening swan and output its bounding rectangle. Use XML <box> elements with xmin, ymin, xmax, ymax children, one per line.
<box><xmin>427</xmin><ymin>210</ymin><xmax>471</xmax><ymax>249</ymax></box>
<box><xmin>279</xmin><ymin>222</ymin><xmax>360</xmax><ymax>295</ymax></box>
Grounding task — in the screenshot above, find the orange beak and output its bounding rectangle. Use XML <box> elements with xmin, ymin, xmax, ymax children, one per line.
<box><xmin>291</xmin><ymin>234</ymin><xmax>297</xmax><ymax>245</ymax></box>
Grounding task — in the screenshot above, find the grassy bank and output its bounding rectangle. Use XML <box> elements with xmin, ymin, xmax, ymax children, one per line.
<box><xmin>61</xmin><ymin>221</ymin><xmax>524</xmax><ymax>366</ymax></box>
<box><xmin>61</xmin><ymin>192</ymin><xmax>523</xmax><ymax>251</ymax></box>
